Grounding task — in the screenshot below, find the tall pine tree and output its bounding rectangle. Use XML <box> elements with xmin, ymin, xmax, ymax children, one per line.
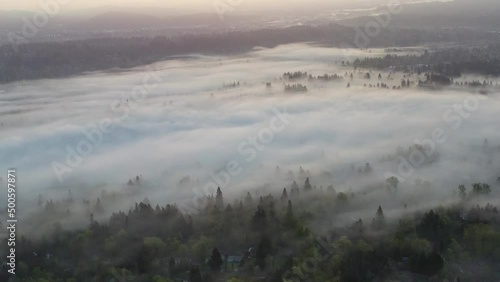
<box><xmin>281</xmin><ymin>188</ymin><xmax>288</xmax><ymax>202</ymax></box>
<box><xmin>190</xmin><ymin>266</ymin><xmax>203</xmax><ymax>282</ymax></box>
<box><xmin>304</xmin><ymin>177</ymin><xmax>312</xmax><ymax>191</ymax></box>
<box><xmin>256</xmin><ymin>236</ymin><xmax>272</xmax><ymax>270</ymax></box>
<box><xmin>215</xmin><ymin>187</ymin><xmax>224</xmax><ymax>208</ymax></box>
<box><xmin>208</xmin><ymin>248</ymin><xmax>223</xmax><ymax>272</ymax></box>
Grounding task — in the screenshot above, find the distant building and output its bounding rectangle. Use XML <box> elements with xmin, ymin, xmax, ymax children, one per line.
<box><xmin>225</xmin><ymin>255</ymin><xmax>243</xmax><ymax>271</ymax></box>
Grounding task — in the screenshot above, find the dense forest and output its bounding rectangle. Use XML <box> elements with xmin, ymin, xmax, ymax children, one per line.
<box><xmin>353</xmin><ymin>46</ymin><xmax>500</xmax><ymax>77</ymax></box>
<box><xmin>1</xmin><ymin>26</ymin><xmax>500</xmax><ymax>84</ymax></box>
<box><xmin>1</xmin><ymin>173</ymin><xmax>499</xmax><ymax>282</ymax></box>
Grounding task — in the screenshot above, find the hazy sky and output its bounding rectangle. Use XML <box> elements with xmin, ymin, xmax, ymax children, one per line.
<box><xmin>0</xmin><ymin>0</ymin><xmax>422</xmax><ymax>13</ymax></box>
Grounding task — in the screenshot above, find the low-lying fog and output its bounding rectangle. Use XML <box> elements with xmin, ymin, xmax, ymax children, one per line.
<box><xmin>1</xmin><ymin>43</ymin><xmax>499</xmax><ymax>234</ymax></box>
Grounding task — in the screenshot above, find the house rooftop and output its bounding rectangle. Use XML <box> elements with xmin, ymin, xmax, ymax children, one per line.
<box><xmin>226</xmin><ymin>256</ymin><xmax>243</xmax><ymax>263</ymax></box>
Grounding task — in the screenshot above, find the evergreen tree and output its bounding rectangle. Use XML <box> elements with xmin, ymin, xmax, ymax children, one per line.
<box><xmin>352</xmin><ymin>219</ymin><xmax>364</xmax><ymax>234</ymax></box>
<box><xmin>364</xmin><ymin>163</ymin><xmax>373</xmax><ymax>174</ymax></box>
<box><xmin>216</xmin><ymin>187</ymin><xmax>224</xmax><ymax>208</ymax></box>
<box><xmin>275</xmin><ymin>166</ymin><xmax>281</xmax><ymax>175</ymax></box>
<box><xmin>189</xmin><ymin>266</ymin><xmax>203</xmax><ymax>282</ymax></box>
<box><xmin>94</xmin><ymin>198</ymin><xmax>104</xmax><ymax>214</ymax></box>
<box><xmin>256</xmin><ymin>236</ymin><xmax>272</xmax><ymax>270</ymax></box>
<box><xmin>208</xmin><ymin>248</ymin><xmax>223</xmax><ymax>272</ymax></box>
<box><xmin>245</xmin><ymin>192</ymin><xmax>254</xmax><ymax>206</ymax></box>
<box><xmin>284</xmin><ymin>200</ymin><xmax>296</xmax><ymax>228</ymax></box>
<box><xmin>291</xmin><ymin>181</ymin><xmax>299</xmax><ymax>196</ymax></box>
<box><xmin>416</xmin><ymin>210</ymin><xmax>450</xmax><ymax>251</ymax></box>
<box><xmin>371</xmin><ymin>206</ymin><xmax>386</xmax><ymax>230</ymax></box>
<box><xmin>299</xmin><ymin>166</ymin><xmax>306</xmax><ymax>178</ymax></box>
<box><xmin>376</xmin><ymin>205</ymin><xmax>384</xmax><ymax>217</ymax></box>
<box><xmin>251</xmin><ymin>206</ymin><xmax>267</xmax><ymax>231</ymax></box>
<box><xmin>281</xmin><ymin>188</ymin><xmax>288</xmax><ymax>202</ymax></box>
<box><xmin>304</xmin><ymin>177</ymin><xmax>312</xmax><ymax>191</ymax></box>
